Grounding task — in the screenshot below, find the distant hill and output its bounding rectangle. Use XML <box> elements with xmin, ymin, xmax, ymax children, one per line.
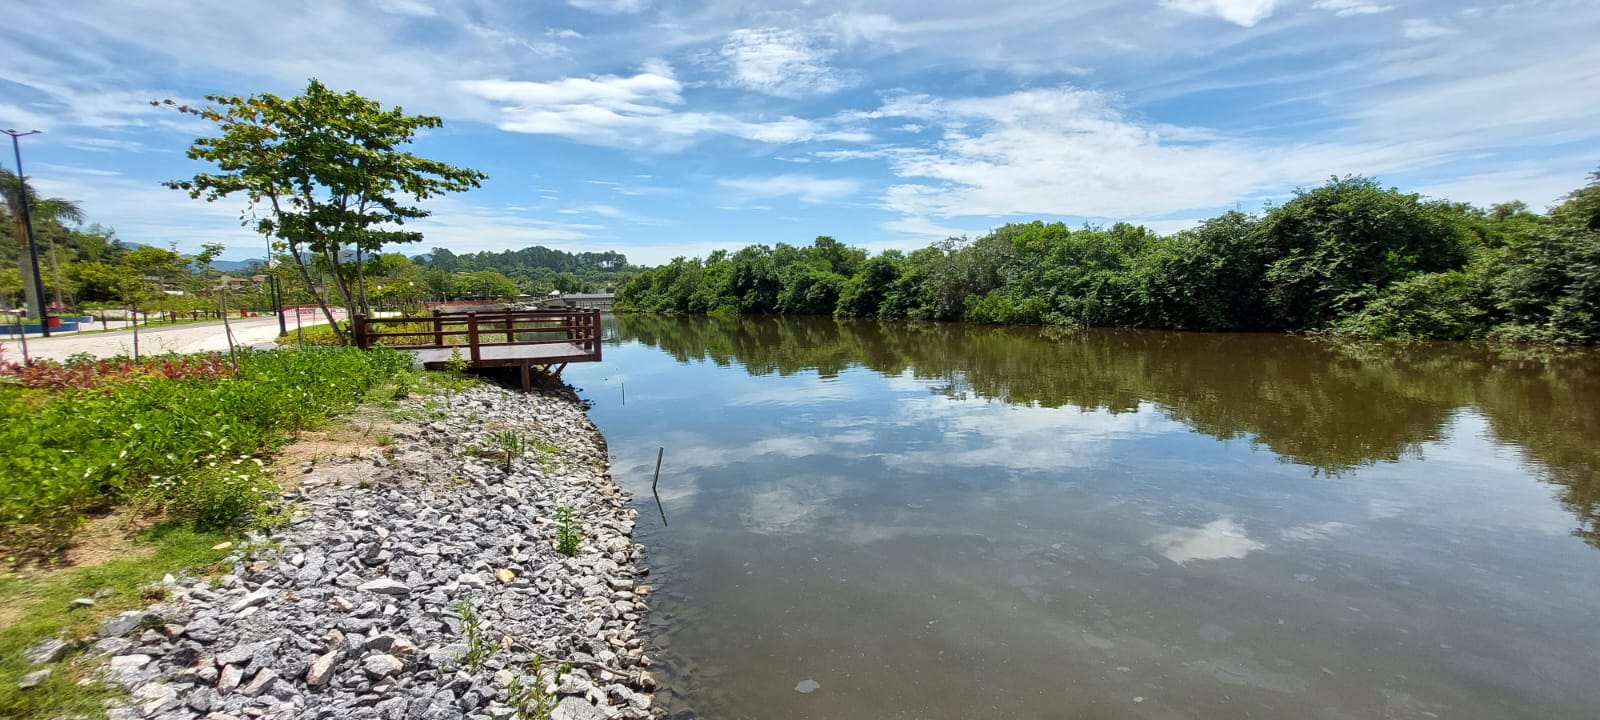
<box><xmin>414</xmin><ymin>245</ymin><xmax>632</xmax><ymax>293</ymax></box>
<box><xmin>211</xmin><ymin>259</ymin><xmax>260</xmax><ymax>273</ymax></box>
<box><xmin>415</xmin><ymin>246</ymin><xmax>629</xmax><ymax>274</ymax></box>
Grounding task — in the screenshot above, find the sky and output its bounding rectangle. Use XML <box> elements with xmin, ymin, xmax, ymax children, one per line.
<box><xmin>3</xmin><ymin>0</ymin><xmax>1599</xmax><ymax>266</ymax></box>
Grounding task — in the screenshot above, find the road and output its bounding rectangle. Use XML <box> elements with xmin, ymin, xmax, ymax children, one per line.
<box><xmin>0</xmin><ymin>310</ymin><xmax>343</xmax><ymax>363</ymax></box>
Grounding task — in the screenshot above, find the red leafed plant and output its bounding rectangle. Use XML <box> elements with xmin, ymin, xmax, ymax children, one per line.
<box><xmin>0</xmin><ymin>351</ymin><xmax>235</xmax><ymax>390</ymax></box>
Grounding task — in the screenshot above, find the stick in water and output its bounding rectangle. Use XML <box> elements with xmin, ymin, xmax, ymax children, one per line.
<box><xmin>651</xmin><ymin>446</ymin><xmax>668</xmax><ymax>527</ymax></box>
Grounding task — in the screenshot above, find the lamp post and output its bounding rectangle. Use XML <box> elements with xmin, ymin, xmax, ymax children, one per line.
<box><xmin>4</xmin><ymin>129</ymin><xmax>50</xmax><ymax>337</ymax></box>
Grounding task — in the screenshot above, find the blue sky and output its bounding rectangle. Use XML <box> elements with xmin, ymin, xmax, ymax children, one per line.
<box><xmin>3</xmin><ymin>0</ymin><xmax>1598</xmax><ymax>265</ymax></box>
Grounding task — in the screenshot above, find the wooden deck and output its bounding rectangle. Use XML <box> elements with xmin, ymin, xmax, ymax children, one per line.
<box><xmin>407</xmin><ymin>342</ymin><xmax>593</xmax><ymax>368</ymax></box>
<box><xmin>353</xmin><ymin>309</ymin><xmax>602</xmax><ymax>390</ymax></box>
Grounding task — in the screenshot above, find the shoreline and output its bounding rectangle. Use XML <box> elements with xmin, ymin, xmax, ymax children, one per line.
<box><xmin>52</xmin><ymin>382</ymin><xmax>656</xmax><ymax>719</ymax></box>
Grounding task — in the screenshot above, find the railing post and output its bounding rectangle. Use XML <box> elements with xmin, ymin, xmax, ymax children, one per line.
<box><xmin>467</xmin><ymin>312</ymin><xmax>481</xmax><ymax>363</ymax></box>
<box><xmin>353</xmin><ymin>313</ymin><xmax>369</xmax><ymax>349</ymax></box>
<box><xmin>433</xmin><ymin>309</ymin><xmax>443</xmax><ymax>348</ymax></box>
<box><xmin>505</xmin><ymin>309</ymin><xmax>515</xmax><ymax>343</ymax></box>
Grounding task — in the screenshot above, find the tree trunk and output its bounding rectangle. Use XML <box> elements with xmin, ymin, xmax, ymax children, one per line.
<box><xmin>14</xmin><ymin>220</ymin><xmax>44</xmax><ymax>324</ymax></box>
<box><xmin>217</xmin><ymin>286</ymin><xmax>238</xmax><ymax>370</ymax></box>
<box><xmin>286</xmin><ymin>244</ymin><xmax>347</xmax><ymax>344</ymax></box>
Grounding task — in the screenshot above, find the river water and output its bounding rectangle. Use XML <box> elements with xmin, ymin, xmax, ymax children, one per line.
<box><xmin>564</xmin><ymin>315</ymin><xmax>1600</xmax><ymax>720</ymax></box>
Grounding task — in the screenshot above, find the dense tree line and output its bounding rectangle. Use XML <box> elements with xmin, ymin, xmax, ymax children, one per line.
<box><xmin>617</xmin><ymin>172</ymin><xmax>1600</xmax><ymax>344</ymax></box>
<box><xmin>416</xmin><ymin>245</ymin><xmax>632</xmax><ymax>296</ymax></box>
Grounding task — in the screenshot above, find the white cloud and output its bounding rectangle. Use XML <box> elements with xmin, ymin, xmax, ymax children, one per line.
<box><xmin>1312</xmin><ymin>0</ymin><xmax>1392</xmax><ymax>16</ymax></box>
<box><xmin>373</xmin><ymin>0</ymin><xmax>437</xmax><ymax>18</ymax></box>
<box><xmin>1412</xmin><ymin>166</ymin><xmax>1588</xmax><ymax>210</ymax></box>
<box><xmin>1148</xmin><ymin>518</ymin><xmax>1266</xmax><ymax>564</ymax></box>
<box><xmin>720</xmin><ymin>174</ymin><xmax>863</xmax><ymax>203</ymax></box>
<box><xmin>880</xmin><ymin>215</ymin><xmax>982</xmax><ymax>240</ymax></box>
<box><xmin>546</xmin><ymin>28</ymin><xmax>585</xmax><ymax>40</ymax></box>
<box><xmin>1162</xmin><ymin>0</ymin><xmax>1280</xmax><ymax>27</ymax></box>
<box><xmin>1402</xmin><ymin>18</ymin><xmax>1457</xmax><ymax>39</ymax></box>
<box><xmin>874</xmin><ymin>88</ymin><xmax>1296</xmax><ymax>220</ymax></box>
<box><xmin>714</xmin><ymin>27</ymin><xmax>851</xmax><ymax>98</ymax></box>
<box><xmin>456</xmin><ymin>62</ymin><xmax>856</xmax><ymax>150</ymax></box>
<box><xmin>566</xmin><ymin>0</ymin><xmax>650</xmax><ymax>14</ymax></box>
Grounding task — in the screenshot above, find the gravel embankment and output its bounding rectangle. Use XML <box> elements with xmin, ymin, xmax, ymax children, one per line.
<box><xmin>49</xmin><ymin>384</ymin><xmax>656</xmax><ymax>720</ymax></box>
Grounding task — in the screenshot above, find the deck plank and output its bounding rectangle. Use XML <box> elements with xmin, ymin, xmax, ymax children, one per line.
<box><xmin>408</xmin><ymin>342</ymin><xmax>592</xmax><ymax>368</ymax></box>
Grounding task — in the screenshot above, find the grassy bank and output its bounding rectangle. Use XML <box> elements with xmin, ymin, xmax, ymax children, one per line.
<box><xmin>0</xmin><ymin>346</ymin><xmax>412</xmax><ymax>550</ymax></box>
<box><xmin>0</xmin><ymin>345</ymin><xmax>418</xmax><ymax>716</ymax></box>
<box><xmin>0</xmin><ymin>526</ymin><xmax>235</xmax><ymax>718</ymax></box>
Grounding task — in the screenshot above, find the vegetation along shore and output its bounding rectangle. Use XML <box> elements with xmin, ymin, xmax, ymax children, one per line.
<box><xmin>1</xmin><ymin>349</ymin><xmax>654</xmax><ymax>720</ymax></box>
<box><xmin>617</xmin><ymin>171</ymin><xmax>1600</xmax><ymax>345</ymax></box>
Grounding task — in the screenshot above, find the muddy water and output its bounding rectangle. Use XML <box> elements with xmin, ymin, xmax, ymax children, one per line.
<box><xmin>567</xmin><ymin>315</ymin><xmax>1600</xmax><ymax>720</ymax></box>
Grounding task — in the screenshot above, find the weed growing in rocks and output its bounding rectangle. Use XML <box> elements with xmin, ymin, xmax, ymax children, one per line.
<box><xmin>495</xmin><ymin>430</ymin><xmax>527</xmax><ymax>473</ymax></box>
<box><xmin>506</xmin><ymin>655</ymin><xmax>568</xmax><ymax>720</ymax></box>
<box><xmin>454</xmin><ymin>598</ymin><xmax>500</xmax><ymax>671</ymax></box>
<box><xmin>554</xmin><ymin>506</ymin><xmax>582</xmax><ymax>556</ymax></box>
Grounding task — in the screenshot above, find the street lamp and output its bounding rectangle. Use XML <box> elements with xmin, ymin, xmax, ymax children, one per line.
<box><xmin>4</xmin><ymin>129</ymin><xmax>50</xmax><ymax>338</ymax></box>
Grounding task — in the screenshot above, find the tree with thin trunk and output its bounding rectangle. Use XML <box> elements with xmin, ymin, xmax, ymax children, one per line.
<box><xmin>1</xmin><ymin>169</ymin><xmax>85</xmax><ymax>323</ymax></box>
<box><xmin>156</xmin><ymin>80</ymin><xmax>486</xmax><ymax>345</ymax></box>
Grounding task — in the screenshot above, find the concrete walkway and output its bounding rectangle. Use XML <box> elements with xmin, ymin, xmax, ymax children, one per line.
<box><xmin>0</xmin><ymin>311</ymin><xmax>344</xmax><ymax>363</ymax></box>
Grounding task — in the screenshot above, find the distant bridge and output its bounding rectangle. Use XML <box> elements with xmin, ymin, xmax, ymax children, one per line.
<box><xmin>536</xmin><ymin>293</ymin><xmax>614</xmax><ymax>310</ymax></box>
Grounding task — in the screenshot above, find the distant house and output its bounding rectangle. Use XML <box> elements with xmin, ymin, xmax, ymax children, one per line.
<box><xmin>215</xmin><ymin>275</ymin><xmax>254</xmax><ymax>290</ymax></box>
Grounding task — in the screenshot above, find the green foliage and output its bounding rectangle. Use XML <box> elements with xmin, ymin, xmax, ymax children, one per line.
<box><xmin>553</xmin><ymin>506</ymin><xmax>581</xmax><ymax>556</ymax></box>
<box><xmin>159</xmin><ymin>79</ymin><xmax>487</xmax><ymax>341</ymax></box>
<box><xmin>614</xmin><ymin>170</ymin><xmax>1600</xmax><ymax>344</ymax></box>
<box><xmin>495</xmin><ymin>430</ymin><xmax>527</xmax><ymax>473</ymax></box>
<box><xmin>1329</xmin><ymin>270</ymin><xmax>1489</xmax><ymax>340</ymax></box>
<box><xmin>0</xmin><ymin>525</ymin><xmax>233</xmax><ymax>717</ymax></box>
<box><xmin>0</xmin><ymin>347</ymin><xmax>411</xmax><ymax>541</ymax></box>
<box><xmin>416</xmin><ymin>246</ymin><xmax>630</xmax><ymax>297</ymax></box>
<box><xmin>449</xmin><ymin>270</ymin><xmax>521</xmax><ymax>299</ymax></box>
<box><xmin>453</xmin><ymin>598</ymin><xmax>500</xmax><ymax>671</ymax></box>
<box><xmin>505</xmin><ymin>656</ymin><xmax>567</xmax><ymax>720</ymax></box>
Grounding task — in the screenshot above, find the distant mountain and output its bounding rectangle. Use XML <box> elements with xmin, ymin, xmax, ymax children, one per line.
<box><xmin>211</xmin><ymin>259</ymin><xmax>261</xmax><ymax>273</ymax></box>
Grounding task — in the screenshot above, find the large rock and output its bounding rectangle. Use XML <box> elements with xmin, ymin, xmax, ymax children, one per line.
<box><xmin>551</xmin><ymin>696</ymin><xmax>608</xmax><ymax>720</ymax></box>
<box><xmin>24</xmin><ymin>638</ymin><xmax>75</xmax><ymax>664</ymax></box>
<box><xmin>99</xmin><ymin>610</ymin><xmax>153</xmax><ymax>638</ymax></box>
<box><xmin>363</xmin><ymin>653</ymin><xmax>404</xmax><ymax>679</ymax></box>
<box><xmin>214</xmin><ymin>642</ymin><xmax>257</xmax><ymax>666</ymax></box>
<box><xmin>17</xmin><ymin>669</ymin><xmax>50</xmax><ymax>690</ymax></box>
<box><xmin>305</xmin><ymin>650</ymin><xmax>338</xmax><ymax>687</ymax></box>
<box><xmin>357</xmin><ymin>578</ymin><xmax>411</xmax><ymax>596</ymax></box>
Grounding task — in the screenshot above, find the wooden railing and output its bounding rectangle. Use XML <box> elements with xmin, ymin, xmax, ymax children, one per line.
<box><xmin>352</xmin><ymin>308</ymin><xmax>602</xmax><ymax>364</ymax></box>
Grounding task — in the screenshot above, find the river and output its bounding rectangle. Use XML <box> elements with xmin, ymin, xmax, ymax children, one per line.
<box><xmin>564</xmin><ymin>314</ymin><xmax>1600</xmax><ymax>720</ymax></box>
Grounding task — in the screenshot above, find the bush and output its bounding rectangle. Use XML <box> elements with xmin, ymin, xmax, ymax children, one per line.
<box><xmin>1330</xmin><ymin>271</ymin><xmax>1488</xmax><ymax>340</ymax></box>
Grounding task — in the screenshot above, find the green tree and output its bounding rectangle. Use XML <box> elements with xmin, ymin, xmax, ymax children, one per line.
<box><xmin>1</xmin><ymin>168</ymin><xmax>85</xmax><ymax>321</ymax></box>
<box><xmin>159</xmin><ymin>79</ymin><xmax>487</xmax><ymax>343</ymax></box>
<box><xmin>451</xmin><ymin>270</ymin><xmax>519</xmax><ymax>299</ymax></box>
<box><xmin>1255</xmin><ymin>176</ymin><xmax>1472</xmax><ymax>330</ymax></box>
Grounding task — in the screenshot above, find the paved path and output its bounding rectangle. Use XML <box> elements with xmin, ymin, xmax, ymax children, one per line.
<box><xmin>1</xmin><ymin>311</ymin><xmax>344</xmax><ymax>362</ymax></box>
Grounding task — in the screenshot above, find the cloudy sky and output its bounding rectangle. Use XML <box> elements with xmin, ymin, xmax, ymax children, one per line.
<box><xmin>3</xmin><ymin>0</ymin><xmax>1598</xmax><ymax>264</ymax></box>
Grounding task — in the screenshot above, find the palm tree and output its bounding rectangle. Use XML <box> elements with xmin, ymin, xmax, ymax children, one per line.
<box><xmin>0</xmin><ymin>168</ymin><xmax>84</xmax><ymax>322</ymax></box>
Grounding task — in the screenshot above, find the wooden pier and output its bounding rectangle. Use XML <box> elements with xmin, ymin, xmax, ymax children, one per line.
<box><xmin>353</xmin><ymin>309</ymin><xmax>602</xmax><ymax>391</ymax></box>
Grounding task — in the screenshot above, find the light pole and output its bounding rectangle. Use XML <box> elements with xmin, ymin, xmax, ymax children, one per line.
<box><xmin>4</xmin><ymin>129</ymin><xmax>50</xmax><ymax>337</ymax></box>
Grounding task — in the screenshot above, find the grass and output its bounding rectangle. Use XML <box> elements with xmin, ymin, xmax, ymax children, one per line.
<box><xmin>0</xmin><ymin>346</ymin><xmax>414</xmax><ymax>550</ymax></box>
<box><xmin>0</xmin><ymin>525</ymin><xmax>235</xmax><ymax>718</ymax></box>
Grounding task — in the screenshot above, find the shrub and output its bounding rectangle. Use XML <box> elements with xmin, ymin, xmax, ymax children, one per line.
<box><xmin>0</xmin><ymin>346</ymin><xmax>411</xmax><ymax>540</ymax></box>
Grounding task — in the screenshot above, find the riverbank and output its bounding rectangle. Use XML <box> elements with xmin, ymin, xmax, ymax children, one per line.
<box><xmin>9</xmin><ymin>382</ymin><xmax>655</xmax><ymax>720</ymax></box>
